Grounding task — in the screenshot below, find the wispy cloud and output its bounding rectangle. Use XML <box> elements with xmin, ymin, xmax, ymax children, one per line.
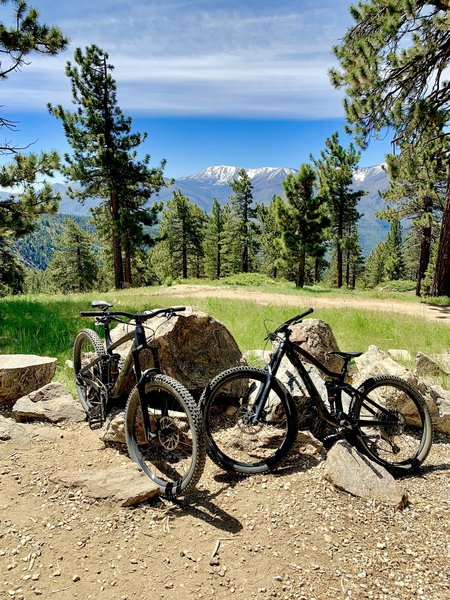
<box><xmin>1</xmin><ymin>0</ymin><xmax>352</xmax><ymax>118</ymax></box>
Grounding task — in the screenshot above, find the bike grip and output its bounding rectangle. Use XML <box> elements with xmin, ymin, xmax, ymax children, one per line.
<box><xmin>171</xmin><ymin>306</ymin><xmax>186</xmax><ymax>312</ymax></box>
<box><xmin>80</xmin><ymin>311</ymin><xmax>103</xmax><ymax>316</ymax></box>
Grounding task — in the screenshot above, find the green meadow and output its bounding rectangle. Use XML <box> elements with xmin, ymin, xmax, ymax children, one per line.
<box><xmin>1</xmin><ymin>282</ymin><xmax>449</xmax><ymax>393</ymax></box>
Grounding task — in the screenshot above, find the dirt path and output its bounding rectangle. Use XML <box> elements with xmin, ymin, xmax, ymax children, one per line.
<box><xmin>149</xmin><ymin>284</ymin><xmax>450</xmax><ymax>324</ymax></box>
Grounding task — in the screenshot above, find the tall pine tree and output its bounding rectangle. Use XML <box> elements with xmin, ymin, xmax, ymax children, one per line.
<box><xmin>48</xmin><ymin>45</ymin><xmax>165</xmax><ymax>289</ymax></box>
<box><xmin>227</xmin><ymin>169</ymin><xmax>259</xmax><ymax>273</ymax></box>
<box><xmin>312</xmin><ymin>133</ymin><xmax>364</xmax><ymax>288</ymax></box>
<box><xmin>0</xmin><ymin>1</ymin><xmax>67</xmax><ymax>295</ymax></box>
<box><xmin>330</xmin><ymin>0</ymin><xmax>450</xmax><ymax>296</ymax></box>
<box><xmin>275</xmin><ymin>164</ymin><xmax>329</xmax><ymax>288</ymax></box>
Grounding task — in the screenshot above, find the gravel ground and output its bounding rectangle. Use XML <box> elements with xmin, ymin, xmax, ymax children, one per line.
<box><xmin>1</xmin><ymin>419</ymin><xmax>449</xmax><ymax>600</ymax></box>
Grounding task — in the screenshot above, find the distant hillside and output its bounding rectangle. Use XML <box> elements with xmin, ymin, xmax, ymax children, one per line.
<box><xmin>13</xmin><ymin>164</ymin><xmax>390</xmax><ymax>269</ymax></box>
<box><xmin>14</xmin><ymin>214</ymin><xmax>95</xmax><ymax>271</ymax></box>
<box><xmin>156</xmin><ymin>164</ymin><xmax>390</xmax><ymax>255</ymax></box>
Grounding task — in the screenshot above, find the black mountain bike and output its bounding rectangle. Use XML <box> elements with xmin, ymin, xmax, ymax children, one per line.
<box><xmin>73</xmin><ymin>301</ymin><xmax>205</xmax><ymax>497</ymax></box>
<box><xmin>200</xmin><ymin>308</ymin><xmax>432</xmax><ymax>476</ymax></box>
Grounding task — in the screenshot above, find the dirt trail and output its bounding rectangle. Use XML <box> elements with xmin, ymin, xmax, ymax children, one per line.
<box><xmin>149</xmin><ymin>284</ymin><xmax>450</xmax><ymax>324</ymax></box>
<box><xmin>1</xmin><ymin>284</ymin><xmax>450</xmax><ymax>600</ymax></box>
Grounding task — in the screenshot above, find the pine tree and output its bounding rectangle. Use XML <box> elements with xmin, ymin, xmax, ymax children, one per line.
<box><xmin>383</xmin><ymin>218</ymin><xmax>406</xmax><ymax>281</ymax></box>
<box><xmin>47</xmin><ymin>218</ymin><xmax>99</xmax><ymax>293</ymax></box>
<box><xmin>312</xmin><ymin>133</ymin><xmax>364</xmax><ymax>288</ymax></box>
<box><xmin>157</xmin><ymin>191</ymin><xmax>205</xmax><ymax>280</ymax></box>
<box><xmin>381</xmin><ymin>115</ymin><xmax>447</xmax><ymax>295</ymax></box>
<box><xmin>330</xmin><ymin>0</ymin><xmax>450</xmax><ymax>296</ymax></box>
<box><xmin>275</xmin><ymin>164</ymin><xmax>329</xmax><ymax>288</ymax></box>
<box><xmin>228</xmin><ymin>169</ymin><xmax>259</xmax><ymax>273</ymax></box>
<box><xmin>203</xmin><ymin>199</ymin><xmax>224</xmax><ymax>279</ymax></box>
<box><xmin>257</xmin><ymin>197</ymin><xmax>283</xmax><ymax>278</ymax></box>
<box><xmin>0</xmin><ymin>1</ymin><xmax>67</xmax><ymax>295</ymax></box>
<box><xmin>48</xmin><ymin>45</ymin><xmax>165</xmax><ymax>289</ymax></box>
<box><xmin>363</xmin><ymin>242</ymin><xmax>386</xmax><ymax>288</ymax></box>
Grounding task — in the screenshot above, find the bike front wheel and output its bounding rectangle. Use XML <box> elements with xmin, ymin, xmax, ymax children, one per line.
<box><xmin>200</xmin><ymin>366</ymin><xmax>298</xmax><ymax>474</ymax></box>
<box><xmin>73</xmin><ymin>329</ymin><xmax>106</xmax><ymax>419</ymax></box>
<box><xmin>125</xmin><ymin>375</ymin><xmax>205</xmax><ymax>498</ymax></box>
<box><xmin>350</xmin><ymin>375</ymin><xmax>432</xmax><ymax>474</ymax></box>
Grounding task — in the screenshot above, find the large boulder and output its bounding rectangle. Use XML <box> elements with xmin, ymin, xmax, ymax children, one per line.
<box><xmin>0</xmin><ymin>354</ymin><xmax>57</xmax><ymax>404</ymax></box>
<box><xmin>353</xmin><ymin>345</ymin><xmax>450</xmax><ymax>434</ymax></box>
<box><xmin>110</xmin><ymin>307</ymin><xmax>242</xmax><ymax>399</ymax></box>
<box><xmin>271</xmin><ymin>318</ymin><xmax>342</xmax><ymax>437</ymax></box>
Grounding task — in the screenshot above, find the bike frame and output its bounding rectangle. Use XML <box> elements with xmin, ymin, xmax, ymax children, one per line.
<box><xmin>77</xmin><ymin>309</ymin><xmax>170</xmax><ymax>433</ymax></box>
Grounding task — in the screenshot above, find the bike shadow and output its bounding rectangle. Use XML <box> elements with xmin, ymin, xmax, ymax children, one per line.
<box><xmin>158</xmin><ymin>485</ymin><xmax>244</xmax><ymax>534</ymax></box>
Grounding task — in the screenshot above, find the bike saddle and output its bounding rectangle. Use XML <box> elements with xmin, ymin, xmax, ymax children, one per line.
<box><xmin>327</xmin><ymin>351</ymin><xmax>362</xmax><ymax>360</ymax></box>
<box><xmin>91</xmin><ymin>300</ymin><xmax>113</xmax><ymax>309</ymax></box>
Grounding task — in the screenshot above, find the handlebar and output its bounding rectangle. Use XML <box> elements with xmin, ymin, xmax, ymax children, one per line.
<box><xmin>271</xmin><ymin>307</ymin><xmax>314</xmax><ymax>336</ymax></box>
<box><xmin>80</xmin><ymin>306</ymin><xmax>187</xmax><ymax>322</ymax></box>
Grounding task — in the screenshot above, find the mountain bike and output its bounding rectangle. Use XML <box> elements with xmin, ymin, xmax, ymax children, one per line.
<box><xmin>200</xmin><ymin>308</ymin><xmax>432</xmax><ymax>476</ymax></box>
<box><xmin>73</xmin><ymin>301</ymin><xmax>205</xmax><ymax>497</ymax></box>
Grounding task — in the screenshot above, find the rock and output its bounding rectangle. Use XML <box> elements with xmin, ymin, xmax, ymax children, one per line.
<box><xmin>12</xmin><ymin>382</ymin><xmax>85</xmax><ymax>423</ymax></box>
<box><xmin>293</xmin><ymin>430</ymin><xmax>324</xmax><ymax>455</ymax></box>
<box><xmin>388</xmin><ymin>349</ymin><xmax>412</xmax><ymax>362</ymax></box>
<box><xmin>271</xmin><ymin>319</ymin><xmax>342</xmax><ymax>438</ymax></box>
<box><xmin>323</xmin><ymin>440</ymin><xmax>408</xmax><ymax>508</ymax></box>
<box><xmin>428</xmin><ymin>384</ymin><xmax>450</xmax><ymax>434</ymax></box>
<box><xmin>102</xmin><ymin>410</ymin><xmax>126</xmax><ymax>444</ymax></box>
<box><xmin>285</xmin><ymin>318</ymin><xmax>342</xmax><ymax>373</ymax></box>
<box><xmin>353</xmin><ymin>345</ymin><xmax>450</xmax><ymax>434</ymax></box>
<box><xmin>110</xmin><ymin>307</ymin><xmax>242</xmax><ymax>399</ymax></box>
<box><xmin>0</xmin><ymin>354</ymin><xmax>57</xmax><ymax>403</ymax></box>
<box><xmin>51</xmin><ymin>463</ymin><xmax>160</xmax><ymax>506</ymax></box>
<box><xmin>0</xmin><ymin>415</ymin><xmax>33</xmax><ymax>445</ymax></box>
<box><xmin>415</xmin><ymin>352</ymin><xmax>449</xmax><ymax>377</ymax></box>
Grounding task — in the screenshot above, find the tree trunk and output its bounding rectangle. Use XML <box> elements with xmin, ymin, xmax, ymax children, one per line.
<box><xmin>432</xmin><ymin>175</ymin><xmax>450</xmax><ymax>297</ymax></box>
<box><xmin>182</xmin><ymin>229</ymin><xmax>188</xmax><ymax>279</ymax></box>
<box><xmin>336</xmin><ymin>243</ymin><xmax>343</xmax><ymax>288</ymax></box>
<box><xmin>110</xmin><ymin>189</ymin><xmax>123</xmax><ymax>289</ymax></box>
<box><xmin>216</xmin><ymin>240</ymin><xmax>221</xmax><ymax>279</ymax></box>
<box><xmin>416</xmin><ymin>197</ymin><xmax>433</xmax><ymax>297</ymax></box>
<box><xmin>123</xmin><ymin>246</ymin><xmax>132</xmax><ymax>288</ymax></box>
<box><xmin>416</xmin><ymin>225</ymin><xmax>432</xmax><ymax>296</ymax></box>
<box><xmin>296</xmin><ymin>252</ymin><xmax>306</xmax><ymax>288</ymax></box>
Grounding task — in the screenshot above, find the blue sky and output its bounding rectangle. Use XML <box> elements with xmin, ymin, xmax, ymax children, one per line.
<box><xmin>1</xmin><ymin>0</ymin><xmax>393</xmax><ymax>179</ymax></box>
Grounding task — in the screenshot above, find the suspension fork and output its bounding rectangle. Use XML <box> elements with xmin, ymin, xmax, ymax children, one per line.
<box><xmin>252</xmin><ymin>338</ymin><xmax>287</xmax><ymax>422</ymax></box>
<box><xmin>133</xmin><ymin>322</ymin><xmax>159</xmax><ymax>441</ymax></box>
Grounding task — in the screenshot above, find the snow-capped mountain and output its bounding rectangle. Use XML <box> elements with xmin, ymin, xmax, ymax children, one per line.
<box><xmin>55</xmin><ymin>164</ymin><xmax>390</xmax><ymax>254</ymax></box>
<box><xmin>186</xmin><ymin>165</ymin><xmax>296</xmax><ymax>186</ymax></box>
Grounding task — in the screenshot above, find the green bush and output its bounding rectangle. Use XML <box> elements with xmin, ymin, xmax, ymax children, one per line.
<box><xmin>376</xmin><ymin>279</ymin><xmax>416</xmax><ymax>293</ymax></box>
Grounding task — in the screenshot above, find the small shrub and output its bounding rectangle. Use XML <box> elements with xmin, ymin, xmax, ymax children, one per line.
<box><xmin>218</xmin><ymin>273</ymin><xmax>278</xmax><ymax>287</ymax></box>
<box><xmin>376</xmin><ymin>279</ymin><xmax>416</xmax><ymax>293</ymax></box>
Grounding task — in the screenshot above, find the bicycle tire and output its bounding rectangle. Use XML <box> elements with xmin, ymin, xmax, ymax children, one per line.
<box><xmin>349</xmin><ymin>375</ymin><xmax>432</xmax><ymax>475</ymax></box>
<box><xmin>200</xmin><ymin>366</ymin><xmax>298</xmax><ymax>474</ymax></box>
<box><xmin>73</xmin><ymin>329</ymin><xmax>106</xmax><ymax>417</ymax></box>
<box><xmin>125</xmin><ymin>375</ymin><xmax>206</xmax><ymax>498</ymax></box>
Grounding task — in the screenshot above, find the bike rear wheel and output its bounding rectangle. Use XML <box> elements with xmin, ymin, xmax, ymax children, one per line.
<box><xmin>125</xmin><ymin>375</ymin><xmax>205</xmax><ymax>498</ymax></box>
<box><xmin>200</xmin><ymin>366</ymin><xmax>298</xmax><ymax>474</ymax></box>
<box><xmin>73</xmin><ymin>329</ymin><xmax>106</xmax><ymax>422</ymax></box>
<box><xmin>350</xmin><ymin>375</ymin><xmax>432</xmax><ymax>474</ymax></box>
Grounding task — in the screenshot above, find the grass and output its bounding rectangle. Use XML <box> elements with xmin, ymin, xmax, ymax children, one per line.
<box><xmin>1</xmin><ymin>285</ymin><xmax>449</xmax><ymax>392</ymax></box>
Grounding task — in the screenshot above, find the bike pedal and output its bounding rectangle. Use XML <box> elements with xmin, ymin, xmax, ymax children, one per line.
<box><xmin>88</xmin><ymin>418</ymin><xmax>104</xmax><ymax>430</ymax></box>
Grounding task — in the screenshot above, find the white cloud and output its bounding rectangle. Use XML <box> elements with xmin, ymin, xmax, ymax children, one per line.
<box><xmin>0</xmin><ymin>0</ymin><xmax>352</xmax><ymax>118</ymax></box>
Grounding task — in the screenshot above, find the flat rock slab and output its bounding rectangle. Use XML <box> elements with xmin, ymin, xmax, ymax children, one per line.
<box><xmin>323</xmin><ymin>440</ymin><xmax>408</xmax><ymax>508</ymax></box>
<box><xmin>51</xmin><ymin>463</ymin><xmax>160</xmax><ymax>506</ymax></box>
<box><xmin>0</xmin><ymin>354</ymin><xmax>57</xmax><ymax>403</ymax></box>
<box><xmin>13</xmin><ymin>382</ymin><xmax>85</xmax><ymax>423</ymax></box>
<box><xmin>0</xmin><ymin>415</ymin><xmax>33</xmax><ymax>445</ymax></box>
